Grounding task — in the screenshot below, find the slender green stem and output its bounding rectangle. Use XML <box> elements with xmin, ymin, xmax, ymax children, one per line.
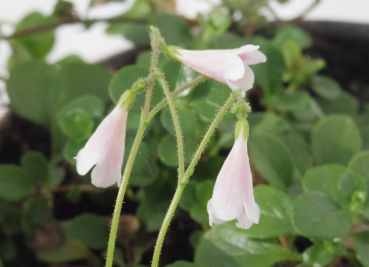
<box><xmin>155</xmin><ymin>68</ymin><xmax>185</xmax><ymax>179</ymax></box>
<box><xmin>182</xmin><ymin>89</ymin><xmax>240</xmax><ymax>184</ymax></box>
<box><xmin>151</xmin><ymin>89</ymin><xmax>239</xmax><ymax>267</ymax></box>
<box><xmin>106</xmin><ymin>122</ymin><xmax>148</xmax><ymax>267</ymax></box>
<box><xmin>151</xmin><ymin>184</ymin><xmax>185</xmax><ymax>267</ymax></box>
<box><xmin>143</xmin><ymin>29</ymin><xmax>161</xmax><ymax>119</ymax></box>
<box><xmin>146</xmin><ymin>75</ymin><xmax>208</xmax><ymax>123</ymax></box>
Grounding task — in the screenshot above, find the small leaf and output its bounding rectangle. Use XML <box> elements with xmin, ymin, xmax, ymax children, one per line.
<box><xmin>311</xmin><ymin>75</ymin><xmax>341</xmax><ymax>100</ymax></box>
<box><xmin>302</xmin><ymin>243</ymin><xmax>335</xmax><ymax>267</ymax></box>
<box><xmin>311</xmin><ymin>115</ymin><xmax>362</xmax><ymax>165</ymax></box>
<box><xmin>244</xmin><ymin>185</ymin><xmax>295</xmax><ymax>238</ymax></box>
<box><xmin>21</xmin><ymin>151</ymin><xmax>49</xmax><ymax>183</ymax></box>
<box><xmin>160</xmin><ymin>107</ymin><xmax>198</xmax><ymax>137</ymax></box>
<box><xmin>0</xmin><ymin>165</ymin><xmax>35</xmax><ymax>201</ymax></box>
<box><xmin>58</xmin><ymin>95</ymin><xmax>105</xmax><ymax>120</ymax></box>
<box><xmin>273</xmin><ymin>26</ymin><xmax>312</xmax><ymax>50</ymax></box>
<box><xmin>69</xmin><ymin>213</ymin><xmax>109</xmax><ymax>250</ymax></box>
<box><xmin>195</xmin><ymin>180</ymin><xmax>215</xmax><ymax>207</ymax></box>
<box><xmin>58</xmin><ymin>108</ymin><xmax>94</xmax><ymax>142</ymax></box>
<box><xmin>354</xmin><ymin>231</ymin><xmax>369</xmax><ymax>267</ymax></box>
<box><xmin>195</xmin><ymin>222</ymin><xmax>301</xmax><ymax>267</ymax></box>
<box><xmin>348</xmin><ymin>151</ymin><xmax>369</xmax><ymax>182</ymax></box>
<box><xmin>249</xmin><ymin>133</ymin><xmax>294</xmax><ymax>189</ymax></box>
<box><xmin>265</xmin><ymin>91</ymin><xmax>311</xmax><ymax>112</ymax></box>
<box><xmin>164</xmin><ymin>261</ymin><xmax>200</xmax><ymax>267</ymax></box>
<box><xmin>7</xmin><ymin>61</ymin><xmax>68</xmax><ymax>126</ymax></box>
<box><xmin>317</xmin><ymin>91</ymin><xmax>359</xmax><ymax>116</ymax></box>
<box><xmin>61</xmin><ymin>62</ymin><xmax>112</xmax><ymax>102</ymax></box>
<box><xmin>292</xmin><ymin>192</ymin><xmax>351</xmax><ymax>239</ymax></box>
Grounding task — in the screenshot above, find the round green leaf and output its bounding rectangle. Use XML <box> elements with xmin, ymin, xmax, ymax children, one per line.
<box><xmin>311</xmin><ymin>75</ymin><xmax>341</xmax><ymax>100</ymax></box>
<box><xmin>16</xmin><ymin>12</ymin><xmax>55</xmax><ymax>58</ymax></box>
<box><xmin>302</xmin><ymin>243</ymin><xmax>335</xmax><ymax>267</ymax></box>
<box><xmin>69</xmin><ymin>213</ymin><xmax>109</xmax><ymax>250</ymax></box>
<box><xmin>63</xmin><ymin>141</ymin><xmax>84</xmax><ymax>165</ymax></box>
<box><xmin>354</xmin><ymin>231</ymin><xmax>369</xmax><ymax>267</ymax></box>
<box><xmin>292</xmin><ymin>192</ymin><xmax>351</xmax><ymax>239</ymax></box>
<box><xmin>58</xmin><ymin>95</ymin><xmax>105</xmax><ymax>120</ymax></box>
<box><xmin>21</xmin><ymin>151</ymin><xmax>49</xmax><ymax>183</ymax></box>
<box><xmin>0</xmin><ymin>165</ymin><xmax>35</xmax><ymax>201</ymax></box>
<box><xmin>348</xmin><ymin>151</ymin><xmax>369</xmax><ymax>182</ymax></box>
<box><xmin>244</xmin><ymin>185</ymin><xmax>295</xmax><ymax>238</ymax></box>
<box><xmin>195</xmin><ymin>223</ymin><xmax>301</xmax><ymax>267</ymax></box>
<box><xmin>195</xmin><ymin>180</ymin><xmax>215</xmax><ymax>207</ymax></box>
<box><xmin>61</xmin><ymin>62</ymin><xmax>112</xmax><ymax>102</ymax></box>
<box><xmin>157</xmin><ymin>135</ymin><xmax>198</xmax><ymax>167</ymax></box>
<box><xmin>59</xmin><ymin>109</ymin><xmax>94</xmax><ymax>142</ymax></box>
<box><xmin>265</xmin><ymin>92</ymin><xmax>311</xmax><ymax>112</ymax></box>
<box><xmin>273</xmin><ymin>26</ymin><xmax>312</xmax><ymax>50</ymax></box>
<box><xmin>248</xmin><ymin>133</ymin><xmax>294</xmax><ymax>189</ymax></box>
<box><xmin>7</xmin><ymin>61</ymin><xmax>68</xmax><ymax>126</ymax></box>
<box><xmin>311</xmin><ymin>115</ymin><xmax>362</xmax><ymax>165</ymax></box>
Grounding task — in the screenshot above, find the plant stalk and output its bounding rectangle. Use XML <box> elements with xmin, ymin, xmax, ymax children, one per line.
<box><xmin>151</xmin><ymin>89</ymin><xmax>239</xmax><ymax>267</ymax></box>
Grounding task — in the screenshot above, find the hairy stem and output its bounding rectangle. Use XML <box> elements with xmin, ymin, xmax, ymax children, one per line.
<box><xmin>151</xmin><ymin>89</ymin><xmax>239</xmax><ymax>267</ymax></box>
<box><xmin>143</xmin><ymin>29</ymin><xmax>161</xmax><ymax>118</ymax></box>
<box><xmin>105</xmin><ymin>122</ymin><xmax>147</xmax><ymax>267</ymax></box>
<box><xmin>155</xmin><ymin>68</ymin><xmax>185</xmax><ymax>179</ymax></box>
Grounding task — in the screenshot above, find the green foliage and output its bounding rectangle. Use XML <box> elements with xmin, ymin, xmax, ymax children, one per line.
<box><xmin>1</xmin><ymin>2</ymin><xmax>368</xmax><ymax>267</ymax></box>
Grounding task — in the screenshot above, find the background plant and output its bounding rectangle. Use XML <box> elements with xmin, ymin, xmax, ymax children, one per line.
<box><xmin>0</xmin><ymin>0</ymin><xmax>368</xmax><ymax>267</ymax></box>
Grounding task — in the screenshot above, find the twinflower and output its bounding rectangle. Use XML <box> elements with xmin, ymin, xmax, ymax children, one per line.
<box><xmin>207</xmin><ymin>119</ymin><xmax>260</xmax><ymax>229</ymax></box>
<box><xmin>167</xmin><ymin>45</ymin><xmax>266</xmax><ymax>97</ymax></box>
<box><xmin>75</xmin><ymin>90</ymin><xmax>135</xmax><ymax>188</ymax></box>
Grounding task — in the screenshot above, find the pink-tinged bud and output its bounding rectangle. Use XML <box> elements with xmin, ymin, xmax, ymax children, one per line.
<box><xmin>75</xmin><ymin>104</ymin><xmax>128</xmax><ymax>188</ymax></box>
<box><xmin>207</xmin><ymin>123</ymin><xmax>260</xmax><ymax>229</ymax></box>
<box><xmin>175</xmin><ymin>45</ymin><xmax>266</xmax><ymax>96</ymax></box>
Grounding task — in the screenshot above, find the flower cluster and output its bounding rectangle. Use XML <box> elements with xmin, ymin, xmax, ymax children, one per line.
<box><xmin>75</xmin><ymin>44</ymin><xmax>265</xmax><ymax>229</ymax></box>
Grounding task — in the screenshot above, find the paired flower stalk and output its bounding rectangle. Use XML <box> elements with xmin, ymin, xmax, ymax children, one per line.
<box><xmin>75</xmin><ymin>27</ymin><xmax>266</xmax><ymax>266</ymax></box>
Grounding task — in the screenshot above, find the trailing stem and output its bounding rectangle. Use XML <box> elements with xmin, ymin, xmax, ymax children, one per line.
<box><xmin>151</xmin><ymin>89</ymin><xmax>240</xmax><ymax>267</ymax></box>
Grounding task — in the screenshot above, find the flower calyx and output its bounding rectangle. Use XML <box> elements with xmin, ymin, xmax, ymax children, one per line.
<box><xmin>235</xmin><ymin>119</ymin><xmax>249</xmax><ymax>142</ymax></box>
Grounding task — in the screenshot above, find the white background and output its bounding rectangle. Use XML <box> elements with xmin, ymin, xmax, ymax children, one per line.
<box><xmin>0</xmin><ymin>0</ymin><xmax>369</xmax><ymax>117</ymax></box>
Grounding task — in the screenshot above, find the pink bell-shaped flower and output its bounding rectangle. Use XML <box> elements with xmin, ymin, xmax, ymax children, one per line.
<box><xmin>175</xmin><ymin>45</ymin><xmax>266</xmax><ymax>97</ymax></box>
<box><xmin>207</xmin><ymin>119</ymin><xmax>260</xmax><ymax>229</ymax></box>
<box><xmin>75</xmin><ymin>91</ymin><xmax>134</xmax><ymax>188</ymax></box>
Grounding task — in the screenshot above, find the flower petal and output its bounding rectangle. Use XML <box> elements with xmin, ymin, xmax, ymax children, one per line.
<box><xmin>226</xmin><ymin>65</ymin><xmax>255</xmax><ymax>95</ymax></box>
<box><xmin>236</xmin><ymin>205</ymin><xmax>254</xmax><ymax>229</ymax></box>
<box><xmin>239</xmin><ymin>49</ymin><xmax>267</xmax><ymax>65</ymax></box>
<box><xmin>75</xmin><ymin>105</ymin><xmax>128</xmax><ymax>188</ymax></box>
<box><xmin>177</xmin><ymin>49</ymin><xmax>245</xmax><ymax>84</ymax></box>
<box><xmin>207</xmin><ymin>199</ymin><xmax>227</xmax><ymax>226</ymax></box>
<box><xmin>211</xmin><ymin>138</ymin><xmax>252</xmax><ymax>221</ymax></box>
<box><xmin>244</xmin><ymin>200</ymin><xmax>260</xmax><ymax>224</ymax></box>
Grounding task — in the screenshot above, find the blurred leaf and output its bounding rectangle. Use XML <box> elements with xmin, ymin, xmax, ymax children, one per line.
<box><xmin>69</xmin><ymin>213</ymin><xmax>109</xmax><ymax>250</ymax></box>
<box><xmin>150</xmin><ymin>14</ymin><xmax>193</xmax><ymax>48</ymax></box>
<box><xmin>160</xmin><ymin>107</ymin><xmax>197</xmax><ymax>137</ymax></box>
<box><xmin>179</xmin><ymin>182</ymin><xmax>197</xmax><ymax>212</ymax></box>
<box><xmin>249</xmin><ymin>133</ymin><xmax>294</xmax><ymax>189</ymax></box>
<box><xmin>251</xmin><ymin>42</ymin><xmax>286</xmax><ymax>97</ymax></box>
<box><xmin>249</xmin><ymin>112</ymin><xmax>290</xmax><ymax>135</ymax></box>
<box><xmin>196</xmin><ymin>180</ymin><xmax>215</xmax><ymax>207</ymax></box>
<box><xmin>302</xmin><ymin>243</ymin><xmax>335</xmax><ymax>267</ymax></box>
<box><xmin>109</xmin><ymin>64</ymin><xmax>148</xmax><ymax>107</ymax></box>
<box><xmin>354</xmin><ymin>231</ymin><xmax>369</xmax><ymax>267</ymax></box>
<box><xmin>311</xmin><ymin>115</ymin><xmax>362</xmax><ymax>165</ymax></box>
<box><xmin>348</xmin><ymin>151</ymin><xmax>369</xmax><ymax>183</ymax></box>
<box><xmin>58</xmin><ymin>108</ymin><xmax>94</xmax><ymax>142</ymax></box>
<box><xmin>7</xmin><ymin>61</ymin><xmax>68</xmax><ymax>126</ymax></box>
<box><xmin>22</xmin><ymin>196</ymin><xmax>53</xmax><ymax>234</ymax></box>
<box><xmin>244</xmin><ymin>185</ymin><xmax>295</xmax><ymax>238</ymax></box>
<box><xmin>190</xmin><ymin>231</ymin><xmax>204</xmax><ymax>249</ymax></box>
<box><xmin>273</xmin><ymin>26</ymin><xmax>312</xmax><ymax>50</ymax></box>
<box><xmin>63</xmin><ymin>140</ymin><xmax>84</xmax><ymax>165</ymax></box>
<box><xmin>58</xmin><ymin>95</ymin><xmax>105</xmax><ymax>120</ymax></box>
<box><xmin>190</xmin><ymin>204</ymin><xmax>208</xmax><ymax>224</ymax></box>
<box><xmin>16</xmin><ymin>12</ymin><xmax>55</xmax><ymax>58</ymax></box>
<box><xmin>265</xmin><ymin>91</ymin><xmax>311</xmax><ymax>112</ymax></box>
<box><xmin>194</xmin><ymin>81</ymin><xmax>232</xmax><ymax>123</ymax></box>
<box><xmin>292</xmin><ymin>192</ymin><xmax>351</xmax><ymax>239</ymax></box>
<box><xmin>49</xmin><ymin>167</ymin><xmax>65</xmax><ymax>188</ymax></box>
<box><xmin>21</xmin><ymin>151</ymin><xmax>49</xmax><ymax>184</ymax></box>
<box><xmin>311</xmin><ymin>75</ymin><xmax>341</xmax><ymax>100</ymax></box>
<box><xmin>123</xmin><ymin>136</ymin><xmax>150</xmax><ymax>173</ymax></box>
<box><xmin>303</xmin><ymin>164</ymin><xmax>349</xmax><ymax>206</ymax></box>
<box><xmin>7</xmin><ymin>40</ymin><xmax>33</xmax><ymax>70</ymax></box>
<box><xmin>195</xmin><ymin>223</ymin><xmax>301</xmax><ymax>267</ymax></box>
<box><xmin>61</xmin><ymin>62</ymin><xmax>112</xmax><ymax>102</ymax></box>
<box><xmin>0</xmin><ymin>165</ymin><xmax>35</xmax><ymax>201</ymax></box>
<box><xmin>0</xmin><ymin>200</ymin><xmax>22</xmax><ymax>235</ymax></box>
<box><xmin>130</xmin><ymin>161</ymin><xmax>159</xmax><ymax>187</ymax></box>
<box><xmin>158</xmin><ymin>135</ymin><xmax>198</xmax><ymax>167</ymax></box>
<box><xmin>317</xmin><ymin>91</ymin><xmax>359</xmax><ymax>116</ymax></box>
